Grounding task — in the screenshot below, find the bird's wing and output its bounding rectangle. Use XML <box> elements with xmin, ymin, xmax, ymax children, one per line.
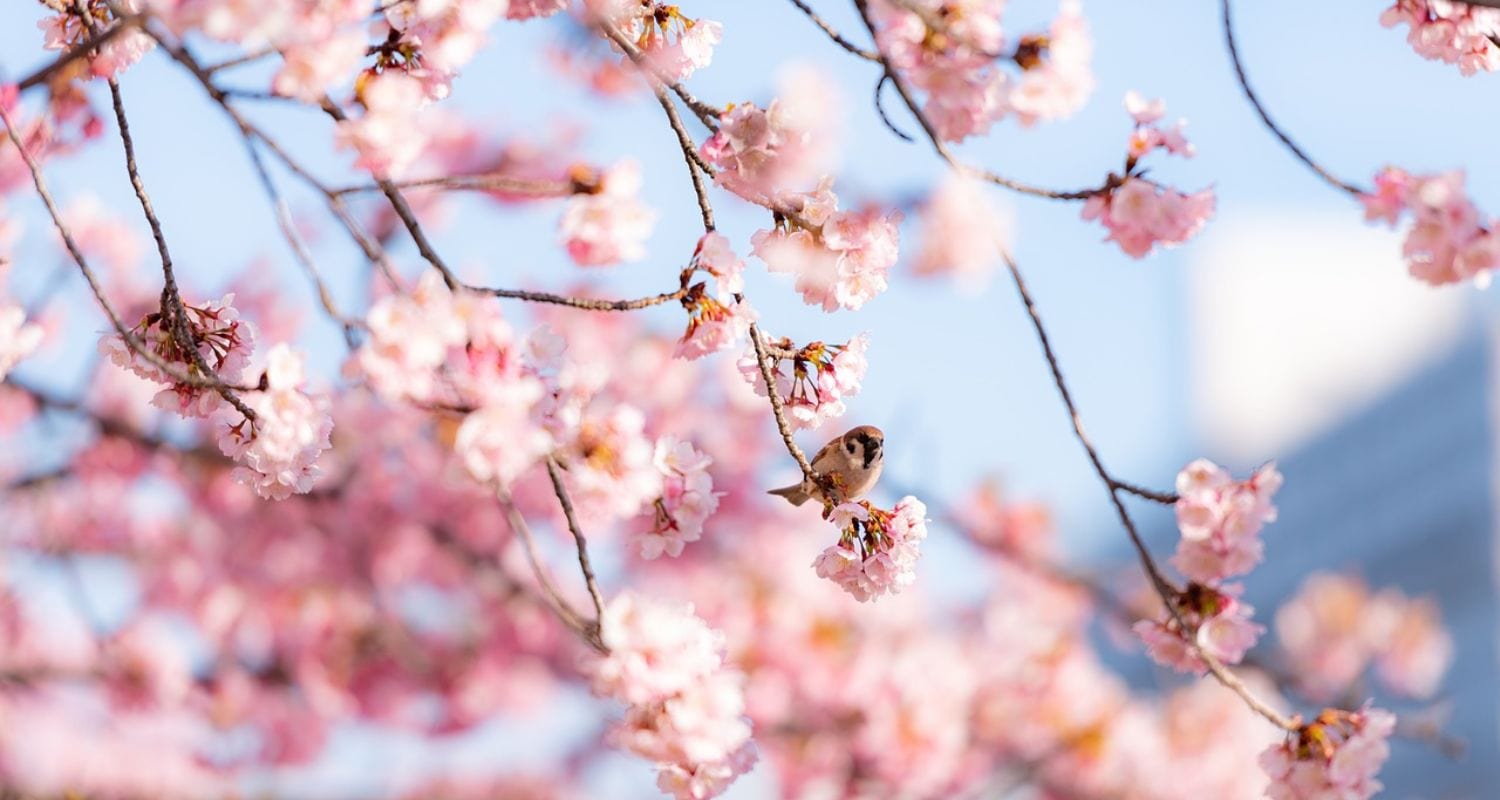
<box><xmin>809</xmin><ymin>437</ymin><xmax>843</xmax><ymax>470</ymax></box>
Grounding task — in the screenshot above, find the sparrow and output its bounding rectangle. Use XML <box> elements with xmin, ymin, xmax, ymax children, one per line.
<box><xmin>768</xmin><ymin>425</ymin><xmax>884</xmax><ymax>507</ymax></box>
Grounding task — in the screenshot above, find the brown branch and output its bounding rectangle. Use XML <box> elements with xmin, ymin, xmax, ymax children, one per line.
<box><xmin>496</xmin><ymin>491</ymin><xmax>605</xmax><ymax>651</ymax></box>
<box><xmin>999</xmin><ymin>250</ymin><xmax>1296</xmax><ymax>732</ymax></box>
<box><xmin>105</xmin><ymin>77</ymin><xmax>259</xmax><ymax>421</ymax></box>
<box><xmin>596</xmin><ymin>22</ymin><xmax>721</xmax><ymax>128</ymax></box>
<box><xmin>1111</xmin><ymin>479</ymin><xmax>1179</xmax><ymax>505</ymax></box>
<box><xmin>652</xmin><ymin>86</ymin><xmax>716</xmax><ymax>231</ymax></box>
<box><xmin>330</xmin><ymin>174</ymin><xmax>577</xmax><ymax>198</ymax></box>
<box><xmin>786</xmin><ymin>0</ymin><xmax>881</xmax><ymax>61</ymax></box>
<box><xmin>0</xmin><ymin>104</ymin><xmax>237</xmax><ymax>393</ymax></box>
<box><xmin>141</xmin><ymin>25</ymin><xmax>405</xmax><ymax>290</ymax></box>
<box><xmin>240</xmin><ymin>138</ymin><xmax>362</xmax><ymax>345</ymax></box>
<box><xmin>1220</xmin><ymin>0</ymin><xmax>1364</xmax><ymax>196</ymax></box>
<box><xmin>544</xmin><ymin>457</ymin><xmax>607</xmax><ymax>645</ymax></box>
<box><xmin>484</xmin><ymin>285</ymin><xmax>688</xmax><ymax>311</ymax></box>
<box><xmin>850</xmin><ymin>0</ymin><xmax>1107</xmax><ymax>201</ymax></box>
<box><xmin>746</xmin><ymin>321</ymin><xmax>818</xmax><ymax>481</ymax></box>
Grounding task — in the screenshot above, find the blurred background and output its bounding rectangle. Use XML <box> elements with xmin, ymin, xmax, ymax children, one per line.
<box><xmin>1</xmin><ymin>1</ymin><xmax>1498</xmax><ymax>797</ymax></box>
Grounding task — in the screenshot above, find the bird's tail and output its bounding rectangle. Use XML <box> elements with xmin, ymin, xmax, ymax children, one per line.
<box><xmin>767</xmin><ymin>483</ymin><xmax>811</xmax><ymax>506</ymax></box>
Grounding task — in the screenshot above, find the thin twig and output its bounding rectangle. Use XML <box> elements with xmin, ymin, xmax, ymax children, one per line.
<box><xmin>105</xmin><ymin>78</ymin><xmax>258</xmax><ymax>421</ymax></box>
<box><xmin>1000</xmin><ymin>250</ymin><xmax>1296</xmax><ymax>732</ymax></box>
<box><xmin>241</xmin><ymin>138</ymin><xmax>362</xmax><ymax>346</ymax></box>
<box><xmin>873</xmin><ymin>74</ymin><xmax>915</xmax><ymax>142</ymax></box>
<box><xmin>597</xmin><ymin>22</ymin><xmax>721</xmax><ymax>128</ymax></box>
<box><xmin>1220</xmin><ymin>0</ymin><xmax>1364</xmax><ymax>196</ymax></box>
<box><xmin>785</xmin><ymin>0</ymin><xmax>881</xmax><ymax>61</ymax></box>
<box><xmin>850</xmin><ymin>0</ymin><xmax>1105</xmax><ymax>201</ymax></box>
<box><xmin>330</xmin><ymin>174</ymin><xmax>577</xmax><ymax>198</ymax></box>
<box><xmin>746</xmin><ymin>320</ymin><xmax>817</xmax><ymax>481</ymax></box>
<box><xmin>0</xmin><ymin>104</ymin><xmax>235</xmax><ymax>393</ymax></box>
<box><xmin>544</xmin><ymin>457</ymin><xmax>607</xmax><ymax>641</ymax></box>
<box><xmin>496</xmin><ymin>491</ymin><xmax>597</xmax><ymax>648</ymax></box>
<box><xmin>651</xmin><ymin>87</ymin><xmax>716</xmax><ymax>231</ymax></box>
<box><xmin>485</xmin><ymin>285</ymin><xmax>688</xmax><ymax>311</ymax></box>
<box><xmin>1111</xmin><ymin>479</ymin><xmax>1179</xmax><ymax>505</ymax></box>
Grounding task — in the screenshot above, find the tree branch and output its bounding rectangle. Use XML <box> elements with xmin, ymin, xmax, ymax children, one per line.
<box><xmin>544</xmin><ymin>457</ymin><xmax>607</xmax><ymax>647</ymax></box>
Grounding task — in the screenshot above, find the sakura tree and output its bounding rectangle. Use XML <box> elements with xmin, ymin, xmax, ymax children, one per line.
<box><xmin>0</xmin><ymin>0</ymin><xmax>1488</xmax><ymax>797</ymax></box>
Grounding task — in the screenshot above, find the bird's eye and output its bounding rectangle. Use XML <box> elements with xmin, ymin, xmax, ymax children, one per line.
<box><xmin>846</xmin><ymin>441</ymin><xmax>856</xmax><ymax>454</ymax></box>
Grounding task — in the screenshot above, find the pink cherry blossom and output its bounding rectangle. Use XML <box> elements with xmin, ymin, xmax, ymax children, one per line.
<box><xmin>455</xmin><ymin>380</ymin><xmax>555</xmax><ymax>490</ymax></box>
<box><xmin>1276</xmin><ymin>572</ymin><xmax>1454</xmax><ymax>701</ymax></box>
<box><xmin>1259</xmin><ymin>706</ymin><xmax>1396</xmax><ymax>800</ymax></box>
<box><xmin>911</xmin><ymin>174</ymin><xmax>1008</xmax><ymax>288</ymax></box>
<box><xmin>636</xmin><ymin>436</ymin><xmax>721</xmax><ymax>559</ymax></box>
<box><xmin>584</xmin><ymin>592</ymin><xmax>755</xmax><ymax>798</ymax></box>
<box><xmin>215</xmin><ymin>344</ymin><xmax>334</xmax><ymax>501</ymax></box>
<box><xmin>100</xmin><ymin>293</ymin><xmax>256</xmax><ymax>418</ymax></box>
<box><xmin>507</xmin><ymin>0</ymin><xmax>568</xmax><ymax>21</ymax></box>
<box><xmin>1170</xmin><ymin>459</ymin><xmax>1282</xmax><ymax>585</ymax></box>
<box><xmin>1359</xmin><ymin>166</ymin><xmax>1499</xmax><ymax>286</ymax></box>
<box><xmin>39</xmin><ymin>1</ymin><xmax>155</xmax><ymax>80</ymax></box>
<box><xmin>700</xmin><ymin>101</ymin><xmax>825</xmax><ymax>204</ymax></box>
<box><xmin>1135</xmin><ymin>584</ymin><xmax>1263</xmax><ymax>674</ymax></box>
<box><xmin>814</xmin><ymin>497</ymin><xmax>928</xmax><ymax>602</ymax></box>
<box><xmin>1083</xmin><ymin>178</ymin><xmax>1215</xmax><ymax>258</ymax></box>
<box><xmin>334</xmin><ymin>72</ymin><xmax>432</xmax><ymax>178</ymax></box>
<box><xmin>738</xmin><ymin>334</ymin><xmax>869</xmax><ymax>430</ymax></box>
<box><xmin>348</xmin><ymin>271</ymin><xmax>467</xmax><ymax>405</ymax></box>
<box><xmin>1381</xmin><ymin>0</ymin><xmax>1500</xmax><ymax>75</ymax></box>
<box><xmin>0</xmin><ymin>301</ymin><xmax>43</xmax><ymax>382</ymax></box>
<box><xmin>558</xmin><ymin>160</ymin><xmax>657</xmax><ymax>266</ymax></box>
<box><xmin>1008</xmin><ymin>1</ymin><xmax>1095</xmax><ymax>126</ymax></box>
<box><xmin>752</xmin><ymin>184</ymin><xmax>901</xmax><ymax>312</ymax></box>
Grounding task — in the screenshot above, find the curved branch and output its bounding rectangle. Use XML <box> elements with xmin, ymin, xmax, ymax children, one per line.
<box><xmin>1220</xmin><ymin>0</ymin><xmax>1364</xmax><ymax>196</ymax></box>
<box><xmin>786</xmin><ymin>0</ymin><xmax>881</xmax><ymax>61</ymax></box>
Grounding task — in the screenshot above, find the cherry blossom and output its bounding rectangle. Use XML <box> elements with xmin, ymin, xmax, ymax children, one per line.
<box><xmin>558</xmin><ymin>160</ymin><xmax>657</xmax><ymax>266</ymax></box>
<box><xmin>738</xmin><ymin>333</ymin><xmax>869</xmax><ymax>430</ymax></box>
<box><xmin>215</xmin><ymin>344</ymin><xmax>334</xmax><ymax>500</ymax></box>
<box><xmin>100</xmin><ymin>293</ymin><xmax>255</xmax><ymax>418</ymax></box>
<box><xmin>814</xmin><ymin>496</ymin><xmax>928</xmax><ymax>601</ymax></box>
<box><xmin>910</xmin><ymin>174</ymin><xmax>1009</xmax><ymax>288</ymax></box>
<box><xmin>1135</xmin><ymin>583</ymin><xmax>1264</xmax><ymax>674</ymax></box>
<box><xmin>1259</xmin><ymin>706</ymin><xmax>1396</xmax><ymax>800</ymax></box>
<box><xmin>1359</xmin><ymin>166</ymin><xmax>1499</xmax><ymax>286</ymax></box>
<box><xmin>1380</xmin><ymin>0</ymin><xmax>1500</xmax><ymax>75</ymax></box>
<box><xmin>700</xmin><ymin>101</ymin><xmax>825</xmax><ymax>205</ymax></box>
<box><xmin>1008</xmin><ymin>1</ymin><xmax>1095</xmax><ymax>126</ymax></box>
<box><xmin>635</xmin><ymin>436</ymin><xmax>721</xmax><ymax>559</ymax></box>
<box><xmin>585</xmin><ymin>592</ymin><xmax>756</xmax><ymax>798</ymax></box>
<box><xmin>1275</xmin><ymin>572</ymin><xmax>1454</xmax><ymax>701</ymax></box>
<box><xmin>1170</xmin><ymin>459</ymin><xmax>1282</xmax><ymax>585</ymax></box>
<box><xmin>39</xmin><ymin>0</ymin><xmax>155</xmax><ymax>80</ymax></box>
<box><xmin>0</xmin><ymin>301</ymin><xmax>43</xmax><ymax>382</ymax></box>
<box><xmin>676</xmin><ymin>234</ymin><xmax>753</xmax><ymax>360</ymax></box>
<box><xmin>334</xmin><ymin>71</ymin><xmax>432</xmax><ymax>178</ymax></box>
<box><xmin>751</xmin><ymin>182</ymin><xmax>901</xmax><ymax>312</ymax></box>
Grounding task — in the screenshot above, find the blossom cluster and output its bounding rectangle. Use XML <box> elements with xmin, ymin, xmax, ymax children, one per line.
<box><xmin>675</xmin><ymin>232</ymin><xmax>753</xmax><ymax>360</ymax></box>
<box><xmin>558</xmin><ymin>160</ymin><xmax>658</xmax><ymax>266</ymax></box>
<box><xmin>737</xmin><ymin>333</ymin><xmax>868</xmax><ymax>430</ymax></box>
<box><xmin>597</xmin><ymin>0</ymin><xmax>724</xmax><ymax>82</ymax></box>
<box><xmin>100</xmin><ymin>293</ymin><xmax>256</xmax><ymax>418</ymax></box>
<box><xmin>1134</xmin><ymin>459</ymin><xmax>1282</xmax><ymax>674</ymax></box>
<box><xmin>1380</xmin><ymin>0</ymin><xmax>1500</xmax><ymax>75</ymax></box>
<box><xmin>1275</xmin><ymin>572</ymin><xmax>1454</xmax><ymax>701</ymax></box>
<box><xmin>1082</xmin><ymin>92</ymin><xmax>1214</xmax><ymax>257</ymax></box>
<box><xmin>635</xmin><ymin>437</ymin><xmax>721</xmax><ymax>559</ymax></box>
<box><xmin>751</xmin><ymin>181</ymin><xmax>901</xmax><ymax>312</ymax></box>
<box><xmin>350</xmin><ymin>270</ymin><xmax>558</xmax><ymax>490</ymax></box>
<box><xmin>910</xmin><ymin>175</ymin><xmax>1009</xmax><ymax>289</ymax></box>
<box><xmin>1360</xmin><ymin>166</ymin><xmax>1498</xmax><ymax>286</ymax></box>
<box><xmin>216</xmin><ymin>344</ymin><xmax>334</xmax><ymax>501</ymax></box>
<box><xmin>699</xmin><ymin>100</ymin><xmax>825</xmax><ymax>206</ymax></box>
<box><xmin>813</xmin><ymin>497</ymin><xmax>928</xmax><ymax>601</ymax></box>
<box><xmin>585</xmin><ymin>593</ymin><xmax>756</xmax><ymax>800</ymax></box>
<box><xmin>1259</xmin><ymin>706</ymin><xmax>1396</xmax><ymax>800</ymax></box>
<box><xmin>39</xmin><ymin>0</ymin><xmax>155</xmax><ymax>81</ymax></box>
<box><xmin>869</xmin><ymin>0</ymin><xmax>1094</xmax><ymax>142</ymax></box>
<box><xmin>0</xmin><ymin>299</ymin><xmax>43</xmax><ymax>382</ymax></box>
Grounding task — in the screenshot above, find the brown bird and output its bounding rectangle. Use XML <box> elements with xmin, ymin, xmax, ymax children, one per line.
<box><xmin>768</xmin><ymin>425</ymin><xmax>884</xmax><ymax>507</ymax></box>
